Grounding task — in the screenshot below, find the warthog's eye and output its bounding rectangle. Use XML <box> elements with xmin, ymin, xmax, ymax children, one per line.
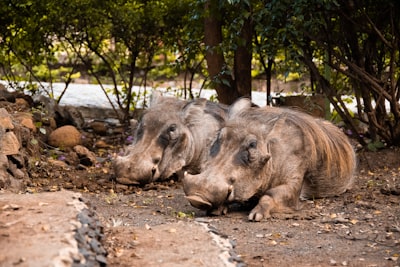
<box><xmin>168</xmin><ymin>124</ymin><xmax>179</xmax><ymax>141</ymax></box>
<box><xmin>237</xmin><ymin>139</ymin><xmax>258</xmax><ymax>165</ymax></box>
<box><xmin>159</xmin><ymin>124</ymin><xmax>179</xmax><ymax>147</ymax></box>
<box><xmin>168</xmin><ymin>124</ymin><xmax>177</xmax><ymax>133</ymax></box>
<box><xmin>248</xmin><ymin>140</ymin><xmax>257</xmax><ymax>149</ymax></box>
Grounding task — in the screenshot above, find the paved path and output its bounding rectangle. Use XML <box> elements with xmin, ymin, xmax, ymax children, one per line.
<box><xmin>0</xmin><ymin>190</ymin><xmax>238</xmax><ymax>267</ymax></box>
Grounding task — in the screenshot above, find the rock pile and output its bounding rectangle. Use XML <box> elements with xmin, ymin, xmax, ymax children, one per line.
<box><xmin>0</xmin><ymin>84</ymin><xmax>102</xmax><ymax>192</ymax></box>
<box><xmin>0</xmin><ymin>105</ymin><xmax>35</xmax><ymax>192</ymax></box>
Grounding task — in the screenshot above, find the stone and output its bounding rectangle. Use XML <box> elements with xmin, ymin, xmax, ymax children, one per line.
<box><xmin>20</xmin><ymin>117</ymin><xmax>36</xmax><ymax>132</ymax></box>
<box><xmin>0</xmin><ymin>85</ymin><xmax>15</xmax><ymax>102</ymax></box>
<box><xmin>0</xmin><ymin>157</ymin><xmax>10</xmax><ymax>188</ymax></box>
<box><xmin>15</xmin><ymin>98</ymin><xmax>30</xmax><ymax>108</ymax></box>
<box><xmin>73</xmin><ymin>145</ymin><xmax>97</xmax><ymax>166</ymax></box>
<box><xmin>0</xmin><ymin>154</ymin><xmax>25</xmax><ymax>192</ymax></box>
<box><xmin>0</xmin><ymin>108</ymin><xmax>14</xmax><ymax>130</ymax></box>
<box><xmin>48</xmin><ymin>125</ymin><xmax>81</xmax><ymax>148</ymax></box>
<box><xmin>7</xmin><ymin>161</ymin><xmax>26</xmax><ymax>179</ymax></box>
<box><xmin>0</xmin><ymin>132</ymin><xmax>21</xmax><ymax>155</ymax></box>
<box><xmin>94</xmin><ymin>140</ymin><xmax>110</xmax><ymax>149</ymax></box>
<box><xmin>48</xmin><ymin>158</ymin><xmax>69</xmax><ymax>168</ymax></box>
<box><xmin>62</xmin><ymin>106</ymin><xmax>85</xmax><ymax>129</ymax></box>
<box><xmin>14</xmin><ymin>112</ymin><xmax>37</xmax><ymax>132</ymax></box>
<box><xmin>88</xmin><ymin>121</ymin><xmax>108</xmax><ymax>135</ymax></box>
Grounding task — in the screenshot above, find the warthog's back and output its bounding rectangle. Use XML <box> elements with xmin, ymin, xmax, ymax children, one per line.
<box><xmin>183</xmin><ymin>99</ymin><xmax>357</xmax><ymax>221</ymax></box>
<box><xmin>244</xmin><ymin>106</ymin><xmax>356</xmax><ymax>198</ymax></box>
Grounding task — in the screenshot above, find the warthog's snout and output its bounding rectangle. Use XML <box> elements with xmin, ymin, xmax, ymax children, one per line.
<box><xmin>183</xmin><ymin>172</ymin><xmax>233</xmax><ymax>215</ymax></box>
<box><xmin>116</xmin><ymin>177</ymin><xmax>141</xmax><ymax>185</ymax></box>
<box><xmin>113</xmin><ymin>153</ymin><xmax>158</xmax><ymax>185</ymax></box>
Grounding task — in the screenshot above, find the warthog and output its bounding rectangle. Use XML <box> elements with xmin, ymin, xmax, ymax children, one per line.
<box><xmin>113</xmin><ymin>91</ymin><xmax>228</xmax><ymax>185</ymax></box>
<box><xmin>184</xmin><ymin>98</ymin><xmax>356</xmax><ymax>221</ymax></box>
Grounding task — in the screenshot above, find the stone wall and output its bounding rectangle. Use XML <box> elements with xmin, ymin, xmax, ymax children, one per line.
<box><xmin>0</xmin><ymin>106</ymin><xmax>36</xmax><ymax>192</ymax></box>
<box><xmin>0</xmin><ymin>85</ymin><xmax>100</xmax><ymax>192</ymax></box>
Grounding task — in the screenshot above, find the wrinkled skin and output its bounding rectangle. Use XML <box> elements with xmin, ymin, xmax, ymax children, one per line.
<box><xmin>183</xmin><ymin>98</ymin><xmax>356</xmax><ymax>221</ymax></box>
<box><xmin>113</xmin><ymin>91</ymin><xmax>228</xmax><ymax>185</ymax></box>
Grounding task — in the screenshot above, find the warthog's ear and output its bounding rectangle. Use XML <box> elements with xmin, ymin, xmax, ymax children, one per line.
<box><xmin>181</xmin><ymin>98</ymin><xmax>207</xmax><ymax>123</ymax></box>
<box><xmin>130</xmin><ymin>119</ymin><xmax>138</xmax><ymax>133</ymax></box>
<box><xmin>149</xmin><ymin>90</ymin><xmax>163</xmax><ymax>107</ymax></box>
<box><xmin>261</xmin><ymin>153</ymin><xmax>271</xmax><ymax>166</ymax></box>
<box><xmin>229</xmin><ymin>97</ymin><xmax>252</xmax><ymax>118</ymax></box>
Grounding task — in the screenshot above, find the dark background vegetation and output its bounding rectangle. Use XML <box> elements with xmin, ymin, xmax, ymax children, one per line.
<box><xmin>0</xmin><ymin>0</ymin><xmax>399</xmax><ymax>148</ymax></box>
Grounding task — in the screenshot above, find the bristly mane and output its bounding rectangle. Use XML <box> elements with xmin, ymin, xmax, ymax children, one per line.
<box><xmin>234</xmin><ymin>105</ymin><xmax>356</xmax><ymax>198</ymax></box>
<box><xmin>276</xmin><ymin>107</ymin><xmax>356</xmax><ymax>198</ymax></box>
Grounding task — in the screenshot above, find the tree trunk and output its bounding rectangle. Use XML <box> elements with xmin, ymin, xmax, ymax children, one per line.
<box><xmin>233</xmin><ymin>15</ymin><xmax>252</xmax><ymax>99</ymax></box>
<box><xmin>204</xmin><ymin>0</ymin><xmax>239</xmax><ymax>104</ymax></box>
<box><xmin>266</xmin><ymin>58</ymin><xmax>273</xmax><ymax>105</ymax></box>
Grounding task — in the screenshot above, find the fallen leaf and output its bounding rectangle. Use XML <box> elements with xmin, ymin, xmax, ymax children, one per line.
<box><xmin>2</xmin><ymin>204</ymin><xmax>20</xmax><ymax>210</ymax></box>
<box><xmin>41</xmin><ymin>224</ymin><xmax>50</xmax><ymax>232</ymax></box>
<box><xmin>385</xmin><ymin>256</ymin><xmax>398</xmax><ymax>261</ymax></box>
<box><xmin>114</xmin><ymin>247</ymin><xmax>124</xmax><ymax>257</ymax></box>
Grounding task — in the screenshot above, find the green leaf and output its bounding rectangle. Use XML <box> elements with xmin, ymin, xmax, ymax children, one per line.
<box><xmin>367</xmin><ymin>140</ymin><xmax>385</xmax><ymax>152</ymax></box>
<box><xmin>30</xmin><ymin>138</ymin><xmax>38</xmax><ymax>145</ymax></box>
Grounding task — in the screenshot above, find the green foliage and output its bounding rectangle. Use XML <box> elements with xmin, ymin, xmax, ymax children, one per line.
<box><xmin>367</xmin><ymin>140</ymin><xmax>386</xmax><ymax>152</ymax></box>
<box><xmin>1</xmin><ymin>0</ymin><xmax>400</xmax><ymax>147</ymax></box>
<box><xmin>174</xmin><ymin>211</ymin><xmax>195</xmax><ymax>219</ymax></box>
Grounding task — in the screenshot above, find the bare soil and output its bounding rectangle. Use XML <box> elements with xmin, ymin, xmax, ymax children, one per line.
<box><xmin>87</xmin><ymin>147</ymin><xmax>400</xmax><ymax>267</ymax></box>
<box><xmin>2</xmin><ymin>81</ymin><xmax>399</xmax><ymax>266</ymax></box>
<box><xmin>5</xmin><ymin>143</ymin><xmax>400</xmax><ymax>266</ymax></box>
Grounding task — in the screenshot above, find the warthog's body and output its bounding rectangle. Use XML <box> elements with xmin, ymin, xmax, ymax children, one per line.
<box><xmin>184</xmin><ymin>98</ymin><xmax>356</xmax><ymax>221</ymax></box>
<box><xmin>113</xmin><ymin>91</ymin><xmax>228</xmax><ymax>185</ymax></box>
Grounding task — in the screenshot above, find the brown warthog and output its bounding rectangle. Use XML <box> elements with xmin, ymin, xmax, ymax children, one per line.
<box><xmin>184</xmin><ymin>98</ymin><xmax>356</xmax><ymax>221</ymax></box>
<box><xmin>113</xmin><ymin>91</ymin><xmax>228</xmax><ymax>185</ymax></box>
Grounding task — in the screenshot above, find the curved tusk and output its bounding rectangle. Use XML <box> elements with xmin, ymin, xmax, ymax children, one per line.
<box><xmin>116</xmin><ymin>177</ymin><xmax>140</xmax><ymax>185</ymax></box>
<box><xmin>228</xmin><ymin>185</ymin><xmax>233</xmax><ymax>193</ymax></box>
<box><xmin>185</xmin><ymin>195</ymin><xmax>212</xmax><ymax>210</ymax></box>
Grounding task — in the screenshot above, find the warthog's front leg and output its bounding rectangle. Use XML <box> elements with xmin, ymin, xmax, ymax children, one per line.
<box><xmin>248</xmin><ymin>174</ymin><xmax>304</xmax><ymax>222</ymax></box>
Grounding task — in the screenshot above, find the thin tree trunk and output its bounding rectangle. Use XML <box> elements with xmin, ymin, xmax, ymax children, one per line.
<box><xmin>204</xmin><ymin>0</ymin><xmax>238</xmax><ymax>104</ymax></box>
<box><xmin>234</xmin><ymin>15</ymin><xmax>252</xmax><ymax>99</ymax></box>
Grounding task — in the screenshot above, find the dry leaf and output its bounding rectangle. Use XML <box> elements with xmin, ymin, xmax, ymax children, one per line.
<box><xmin>350</xmin><ymin>219</ymin><xmax>358</xmax><ymax>225</ymax></box>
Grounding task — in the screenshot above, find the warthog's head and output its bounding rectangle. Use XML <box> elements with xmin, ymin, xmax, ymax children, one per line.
<box><xmin>113</xmin><ymin>92</ymin><xmax>188</xmax><ymax>185</ymax></box>
<box><xmin>183</xmin><ymin>98</ymin><xmax>271</xmax><ymax>215</ymax></box>
<box><xmin>114</xmin><ymin>91</ymin><xmax>228</xmax><ymax>185</ymax></box>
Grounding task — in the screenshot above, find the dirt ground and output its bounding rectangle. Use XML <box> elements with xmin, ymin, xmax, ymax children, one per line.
<box><xmin>4</xmin><ymin>140</ymin><xmax>398</xmax><ymax>266</ymax></box>
<box><xmin>87</xmin><ymin>147</ymin><xmax>400</xmax><ymax>267</ymax></box>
